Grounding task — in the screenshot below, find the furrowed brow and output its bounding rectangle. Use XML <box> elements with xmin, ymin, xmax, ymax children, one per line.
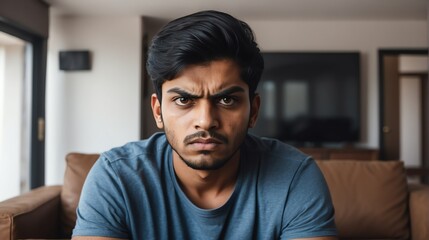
<box><xmin>211</xmin><ymin>86</ymin><xmax>245</xmax><ymax>99</ymax></box>
<box><xmin>166</xmin><ymin>88</ymin><xmax>201</xmax><ymax>99</ymax></box>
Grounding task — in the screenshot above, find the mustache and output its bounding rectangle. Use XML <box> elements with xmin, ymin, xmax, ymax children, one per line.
<box><xmin>183</xmin><ymin>131</ymin><xmax>228</xmax><ymax>144</ymax></box>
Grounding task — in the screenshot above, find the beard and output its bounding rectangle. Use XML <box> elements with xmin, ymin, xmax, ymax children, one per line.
<box><xmin>164</xmin><ymin>127</ymin><xmax>245</xmax><ymax>171</ymax></box>
<box><xmin>173</xmin><ymin>145</ymin><xmax>241</xmax><ymax>171</ymax></box>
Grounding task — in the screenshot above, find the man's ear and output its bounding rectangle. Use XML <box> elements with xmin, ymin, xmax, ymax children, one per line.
<box><xmin>151</xmin><ymin>93</ymin><xmax>164</xmax><ymax>129</ymax></box>
<box><xmin>248</xmin><ymin>93</ymin><xmax>260</xmax><ymax>128</ymax></box>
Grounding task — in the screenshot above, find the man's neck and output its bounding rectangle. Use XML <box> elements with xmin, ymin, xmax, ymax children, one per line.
<box><xmin>172</xmin><ymin>152</ymin><xmax>240</xmax><ymax>209</ymax></box>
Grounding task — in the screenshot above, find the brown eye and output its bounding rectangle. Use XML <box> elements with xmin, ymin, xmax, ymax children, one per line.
<box><xmin>218</xmin><ymin>97</ymin><xmax>235</xmax><ymax>106</ymax></box>
<box><xmin>174</xmin><ymin>97</ymin><xmax>192</xmax><ymax>106</ymax></box>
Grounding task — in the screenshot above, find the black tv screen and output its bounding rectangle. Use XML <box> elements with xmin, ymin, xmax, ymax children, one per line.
<box><xmin>250</xmin><ymin>52</ymin><xmax>360</xmax><ymax>145</ymax></box>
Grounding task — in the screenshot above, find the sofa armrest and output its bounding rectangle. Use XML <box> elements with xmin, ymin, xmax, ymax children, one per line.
<box><xmin>409</xmin><ymin>183</ymin><xmax>429</xmax><ymax>240</ymax></box>
<box><xmin>0</xmin><ymin>185</ymin><xmax>63</xmax><ymax>240</ymax></box>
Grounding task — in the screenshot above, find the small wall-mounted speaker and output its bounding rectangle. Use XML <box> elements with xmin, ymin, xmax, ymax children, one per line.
<box><xmin>59</xmin><ymin>50</ymin><xmax>91</xmax><ymax>71</ymax></box>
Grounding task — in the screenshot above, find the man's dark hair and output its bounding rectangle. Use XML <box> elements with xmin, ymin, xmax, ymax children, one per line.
<box><xmin>147</xmin><ymin>10</ymin><xmax>264</xmax><ymax>100</ymax></box>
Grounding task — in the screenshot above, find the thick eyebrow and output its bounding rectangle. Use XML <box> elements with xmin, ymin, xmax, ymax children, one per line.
<box><xmin>166</xmin><ymin>88</ymin><xmax>200</xmax><ymax>99</ymax></box>
<box><xmin>210</xmin><ymin>86</ymin><xmax>245</xmax><ymax>99</ymax></box>
<box><xmin>166</xmin><ymin>86</ymin><xmax>245</xmax><ymax>99</ymax></box>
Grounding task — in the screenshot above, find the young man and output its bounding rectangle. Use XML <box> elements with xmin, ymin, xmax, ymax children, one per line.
<box><xmin>73</xmin><ymin>10</ymin><xmax>337</xmax><ymax>240</ymax></box>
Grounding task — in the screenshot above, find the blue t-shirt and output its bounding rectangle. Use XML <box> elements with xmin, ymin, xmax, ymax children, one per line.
<box><xmin>73</xmin><ymin>133</ymin><xmax>336</xmax><ymax>239</ymax></box>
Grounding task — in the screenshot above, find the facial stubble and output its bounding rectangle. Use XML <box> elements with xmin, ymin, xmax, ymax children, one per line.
<box><xmin>164</xmin><ymin>126</ymin><xmax>247</xmax><ymax>171</ymax></box>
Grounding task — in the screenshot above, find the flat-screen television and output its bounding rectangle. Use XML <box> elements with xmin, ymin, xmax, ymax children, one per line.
<box><xmin>250</xmin><ymin>52</ymin><xmax>360</xmax><ymax>146</ymax></box>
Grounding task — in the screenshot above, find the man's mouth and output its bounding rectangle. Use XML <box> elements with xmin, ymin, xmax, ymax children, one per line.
<box><xmin>184</xmin><ymin>131</ymin><xmax>228</xmax><ymax>145</ymax></box>
<box><xmin>186</xmin><ymin>136</ymin><xmax>225</xmax><ymax>151</ymax></box>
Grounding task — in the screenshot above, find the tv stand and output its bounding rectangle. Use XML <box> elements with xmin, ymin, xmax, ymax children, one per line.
<box><xmin>298</xmin><ymin>147</ymin><xmax>379</xmax><ymax>161</ymax></box>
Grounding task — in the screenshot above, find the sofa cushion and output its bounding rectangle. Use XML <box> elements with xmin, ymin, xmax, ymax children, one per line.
<box><xmin>60</xmin><ymin>153</ymin><xmax>99</xmax><ymax>237</ymax></box>
<box><xmin>316</xmin><ymin>160</ymin><xmax>409</xmax><ymax>239</ymax></box>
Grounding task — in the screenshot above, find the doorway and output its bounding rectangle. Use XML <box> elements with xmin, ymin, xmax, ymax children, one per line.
<box><xmin>379</xmin><ymin>49</ymin><xmax>428</xmax><ymax>183</ymax></box>
<box><xmin>0</xmin><ymin>20</ymin><xmax>48</xmax><ymax>195</ymax></box>
<box><xmin>0</xmin><ymin>32</ymin><xmax>32</xmax><ymax>201</ymax></box>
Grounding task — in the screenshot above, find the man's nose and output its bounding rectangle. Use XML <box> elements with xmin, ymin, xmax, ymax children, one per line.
<box><xmin>194</xmin><ymin>100</ymin><xmax>219</xmax><ymax>131</ymax></box>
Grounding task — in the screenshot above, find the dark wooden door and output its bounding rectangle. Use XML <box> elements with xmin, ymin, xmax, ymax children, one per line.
<box><xmin>380</xmin><ymin>55</ymin><xmax>400</xmax><ymax>160</ymax></box>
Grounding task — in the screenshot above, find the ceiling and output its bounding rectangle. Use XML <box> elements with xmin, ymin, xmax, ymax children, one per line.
<box><xmin>44</xmin><ymin>0</ymin><xmax>427</xmax><ymax>21</ymax></box>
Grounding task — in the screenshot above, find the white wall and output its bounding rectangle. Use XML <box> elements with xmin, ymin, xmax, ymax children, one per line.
<box><xmin>399</xmin><ymin>55</ymin><xmax>428</xmax><ymax>73</ymax></box>
<box><xmin>400</xmin><ymin>76</ymin><xmax>422</xmax><ymax>167</ymax></box>
<box><xmin>46</xmin><ymin>15</ymin><xmax>141</xmax><ymax>185</ymax></box>
<box><xmin>246</xmin><ymin>19</ymin><xmax>427</xmax><ymax>148</ymax></box>
<box><xmin>399</xmin><ymin>55</ymin><xmax>428</xmax><ymax>167</ymax></box>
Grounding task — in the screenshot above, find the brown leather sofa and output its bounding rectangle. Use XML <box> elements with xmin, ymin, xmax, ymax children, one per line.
<box><xmin>0</xmin><ymin>153</ymin><xmax>428</xmax><ymax>240</ymax></box>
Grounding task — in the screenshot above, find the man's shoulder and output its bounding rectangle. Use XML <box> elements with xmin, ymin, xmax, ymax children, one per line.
<box><xmin>244</xmin><ymin>134</ymin><xmax>309</xmax><ymax>163</ymax></box>
<box><xmin>101</xmin><ymin>132</ymin><xmax>169</xmax><ymax>164</ymax></box>
<box><xmin>243</xmin><ymin>134</ymin><xmax>317</xmax><ymax>184</ymax></box>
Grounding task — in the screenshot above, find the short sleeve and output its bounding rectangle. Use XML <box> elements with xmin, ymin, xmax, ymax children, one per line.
<box><xmin>72</xmin><ymin>155</ymin><xmax>129</xmax><ymax>238</ymax></box>
<box><xmin>280</xmin><ymin>158</ymin><xmax>337</xmax><ymax>239</ymax></box>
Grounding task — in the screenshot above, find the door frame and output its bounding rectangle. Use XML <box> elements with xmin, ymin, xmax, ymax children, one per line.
<box><xmin>378</xmin><ymin>49</ymin><xmax>427</xmax><ymax>160</ymax></box>
<box><xmin>378</xmin><ymin>49</ymin><xmax>428</xmax><ymax>184</ymax></box>
<box><xmin>0</xmin><ymin>20</ymin><xmax>47</xmax><ymax>188</ymax></box>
